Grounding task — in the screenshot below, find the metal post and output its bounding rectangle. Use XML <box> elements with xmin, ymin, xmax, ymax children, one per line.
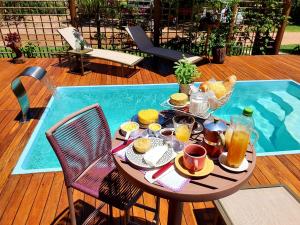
<box><xmin>153</xmin><ymin>0</ymin><xmax>161</xmax><ymax>47</ymax></box>
<box><xmin>274</xmin><ymin>0</ymin><xmax>292</xmax><ymax>55</ymax></box>
<box><xmin>11</xmin><ymin>66</ymin><xmax>47</xmax><ymax>122</ymax></box>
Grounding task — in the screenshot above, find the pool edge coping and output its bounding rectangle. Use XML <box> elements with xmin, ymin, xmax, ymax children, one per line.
<box><xmin>12</xmin><ymin>79</ymin><xmax>300</xmax><ymax>174</ymax></box>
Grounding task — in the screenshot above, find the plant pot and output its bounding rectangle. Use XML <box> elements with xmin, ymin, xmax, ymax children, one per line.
<box><xmin>212</xmin><ymin>47</ymin><xmax>226</xmax><ymax>64</ymax></box>
<box><xmin>179</xmin><ymin>83</ymin><xmax>192</xmax><ymax>96</ymax></box>
<box><xmin>8</xmin><ymin>42</ymin><xmax>25</xmax><ymax>64</ymax></box>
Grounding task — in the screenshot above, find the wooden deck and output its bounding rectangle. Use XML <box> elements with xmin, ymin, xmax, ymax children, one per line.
<box><xmin>0</xmin><ymin>55</ymin><xmax>300</xmax><ymax>225</ymax></box>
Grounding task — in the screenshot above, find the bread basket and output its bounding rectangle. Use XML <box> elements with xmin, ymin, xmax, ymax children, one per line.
<box><xmin>206</xmin><ymin>86</ymin><xmax>235</xmax><ymax>111</ymax></box>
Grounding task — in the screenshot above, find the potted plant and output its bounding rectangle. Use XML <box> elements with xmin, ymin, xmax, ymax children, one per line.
<box><xmin>174</xmin><ymin>56</ymin><xmax>201</xmax><ymax>95</ymax></box>
<box><xmin>4</xmin><ymin>32</ymin><xmax>25</xmax><ymax>63</ymax></box>
<box><xmin>210</xmin><ymin>31</ymin><xmax>227</xmax><ymax>64</ymax></box>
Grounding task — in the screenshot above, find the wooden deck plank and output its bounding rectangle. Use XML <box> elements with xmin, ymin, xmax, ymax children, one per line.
<box><xmin>39</xmin><ymin>173</ymin><xmax>65</xmax><ymax>225</ymax></box>
<box><xmin>0</xmin><ymin>175</ymin><xmax>21</xmax><ymax>218</ymax></box>
<box><xmin>0</xmin><ymin>175</ymin><xmax>32</xmax><ymax>225</ymax></box>
<box><xmin>25</xmin><ymin>173</ymin><xmax>55</xmax><ymax>225</ymax></box>
<box><xmin>0</xmin><ymin>55</ymin><xmax>299</xmax><ymax>225</ymax></box>
<box><xmin>12</xmin><ymin>173</ymin><xmax>44</xmax><ymax>225</ymax></box>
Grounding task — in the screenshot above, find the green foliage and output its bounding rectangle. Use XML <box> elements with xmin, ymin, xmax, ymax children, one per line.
<box><xmin>245</xmin><ymin>0</ymin><xmax>284</xmax><ymax>34</ymax></box>
<box><xmin>244</xmin><ymin>0</ymin><xmax>284</xmax><ymax>54</ymax></box>
<box><xmin>207</xmin><ymin>1</ymin><xmax>235</xmax><ymax>49</ymax></box>
<box><xmin>77</xmin><ymin>0</ymin><xmax>105</xmax><ymax>16</ymax></box>
<box><xmin>285</xmin><ymin>25</ymin><xmax>300</xmax><ymax>32</ymax></box>
<box><xmin>280</xmin><ymin>44</ymin><xmax>300</xmax><ymax>55</ymax></box>
<box><xmin>173</xmin><ymin>56</ymin><xmax>201</xmax><ymax>84</ymax></box>
<box><xmin>3</xmin><ymin>1</ymin><xmax>66</xmax><ymax>15</ymax></box>
<box><xmin>21</xmin><ymin>42</ymin><xmax>37</xmax><ymax>58</ymax></box>
<box><xmin>210</xmin><ymin>30</ymin><xmax>227</xmax><ymax>49</ymax></box>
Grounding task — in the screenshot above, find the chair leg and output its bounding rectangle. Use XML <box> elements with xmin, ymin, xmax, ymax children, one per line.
<box><xmin>152</xmin><ymin>197</ymin><xmax>160</xmax><ymax>225</ymax></box>
<box><xmin>67</xmin><ymin>187</ymin><xmax>77</xmax><ymax>225</ymax></box>
<box><xmin>109</xmin><ymin>204</ymin><xmax>113</xmax><ymax>224</ymax></box>
<box><xmin>124</xmin><ymin>209</ymin><xmax>130</xmax><ymax>225</ymax></box>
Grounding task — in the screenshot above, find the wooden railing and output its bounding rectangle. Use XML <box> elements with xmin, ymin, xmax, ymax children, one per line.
<box><xmin>0</xmin><ymin>0</ymin><xmax>291</xmax><ymax>58</ymax></box>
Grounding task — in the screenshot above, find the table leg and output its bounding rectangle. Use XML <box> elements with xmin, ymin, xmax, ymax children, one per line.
<box><xmin>80</xmin><ymin>55</ymin><xmax>84</xmax><ymax>76</ymax></box>
<box><xmin>167</xmin><ymin>200</ymin><xmax>183</xmax><ymax>225</ymax></box>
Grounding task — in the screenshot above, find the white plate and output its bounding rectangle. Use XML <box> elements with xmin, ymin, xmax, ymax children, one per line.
<box><xmin>167</xmin><ymin>98</ymin><xmax>189</xmax><ymax>109</ymax></box>
<box><xmin>125</xmin><ymin>137</ymin><xmax>174</xmax><ymax>169</ymax></box>
<box><xmin>218</xmin><ymin>152</ymin><xmax>249</xmax><ymax>172</ymax></box>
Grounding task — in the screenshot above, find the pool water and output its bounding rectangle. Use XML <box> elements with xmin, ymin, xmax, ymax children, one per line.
<box><xmin>13</xmin><ymin>80</ymin><xmax>300</xmax><ymax>174</ymax></box>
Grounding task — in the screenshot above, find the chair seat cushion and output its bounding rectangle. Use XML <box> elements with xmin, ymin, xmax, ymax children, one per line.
<box><xmin>73</xmin><ymin>161</ymin><xmax>142</xmax><ymax>210</ymax></box>
<box><xmin>87</xmin><ymin>49</ymin><xmax>143</xmax><ymax>67</ymax></box>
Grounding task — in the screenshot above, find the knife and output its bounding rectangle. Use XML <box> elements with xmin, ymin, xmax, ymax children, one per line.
<box><xmin>152</xmin><ymin>161</ymin><xmax>174</xmax><ymax>179</ymax></box>
<box><xmin>111</xmin><ymin>139</ymin><xmax>134</xmax><ymax>154</ymax></box>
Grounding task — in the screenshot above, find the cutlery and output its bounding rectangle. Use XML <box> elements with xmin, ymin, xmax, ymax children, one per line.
<box><xmin>152</xmin><ymin>161</ymin><xmax>174</xmax><ymax>179</ymax></box>
<box><xmin>111</xmin><ymin>139</ymin><xmax>134</xmax><ymax>154</ymax></box>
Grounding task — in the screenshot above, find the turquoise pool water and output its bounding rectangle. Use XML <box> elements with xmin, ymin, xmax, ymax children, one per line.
<box><xmin>13</xmin><ymin>80</ymin><xmax>300</xmax><ymax>174</ymax></box>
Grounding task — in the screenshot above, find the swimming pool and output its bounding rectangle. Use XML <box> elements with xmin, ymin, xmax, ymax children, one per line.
<box><xmin>13</xmin><ymin>80</ymin><xmax>300</xmax><ymax>174</ymax></box>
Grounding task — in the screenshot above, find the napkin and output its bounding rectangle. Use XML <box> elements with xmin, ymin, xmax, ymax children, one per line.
<box><xmin>145</xmin><ymin>165</ymin><xmax>190</xmax><ymax>192</ymax></box>
<box><xmin>111</xmin><ymin>140</ymin><xmax>134</xmax><ymax>160</ymax></box>
<box><xmin>143</xmin><ymin>145</ymin><xmax>168</xmax><ymax>167</ymax></box>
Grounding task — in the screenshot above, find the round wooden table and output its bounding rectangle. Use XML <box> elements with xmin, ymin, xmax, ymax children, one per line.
<box><xmin>113</xmin><ymin>131</ymin><xmax>256</xmax><ymax>225</ymax></box>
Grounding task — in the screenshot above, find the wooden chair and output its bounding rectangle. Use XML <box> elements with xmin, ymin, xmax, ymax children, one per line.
<box><xmin>46</xmin><ymin>104</ymin><xmax>159</xmax><ymax>225</ymax></box>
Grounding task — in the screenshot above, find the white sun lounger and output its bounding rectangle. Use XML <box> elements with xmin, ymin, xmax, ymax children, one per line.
<box><xmin>57</xmin><ymin>27</ymin><xmax>143</xmax><ymax>69</ymax></box>
<box><xmin>125</xmin><ymin>26</ymin><xmax>203</xmax><ymax>64</ymax></box>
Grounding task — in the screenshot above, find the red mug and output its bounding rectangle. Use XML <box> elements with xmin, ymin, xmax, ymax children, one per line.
<box><xmin>183</xmin><ymin>144</ymin><xmax>207</xmax><ymax>172</ymax></box>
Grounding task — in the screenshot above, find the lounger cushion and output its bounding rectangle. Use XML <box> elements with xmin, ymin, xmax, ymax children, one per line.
<box><xmin>145</xmin><ymin>47</ymin><xmax>202</xmax><ymax>64</ymax></box>
<box><xmin>58</xmin><ymin>26</ymin><xmax>143</xmax><ymax>67</ymax></box>
<box><xmin>87</xmin><ymin>49</ymin><xmax>143</xmax><ymax>67</ymax></box>
<box><xmin>126</xmin><ymin>26</ymin><xmax>203</xmax><ymax>64</ymax></box>
<box><xmin>125</xmin><ymin>26</ymin><xmax>154</xmax><ymax>51</ymax></box>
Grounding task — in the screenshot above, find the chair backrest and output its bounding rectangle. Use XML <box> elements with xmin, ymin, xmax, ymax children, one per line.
<box><xmin>125</xmin><ymin>26</ymin><xmax>154</xmax><ymax>51</ymax></box>
<box><xmin>57</xmin><ymin>26</ymin><xmax>91</xmax><ymax>50</ymax></box>
<box><xmin>46</xmin><ymin>104</ymin><xmax>113</xmax><ymax>187</ymax></box>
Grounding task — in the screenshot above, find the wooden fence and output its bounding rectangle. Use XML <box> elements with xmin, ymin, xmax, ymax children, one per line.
<box><xmin>0</xmin><ymin>0</ymin><xmax>291</xmax><ymax>58</ymax></box>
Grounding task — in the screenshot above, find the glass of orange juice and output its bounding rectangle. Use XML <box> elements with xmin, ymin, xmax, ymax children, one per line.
<box><xmin>173</xmin><ymin>115</ymin><xmax>195</xmax><ymax>150</ymax></box>
<box><xmin>227</xmin><ymin>115</ymin><xmax>259</xmax><ymax>168</ymax></box>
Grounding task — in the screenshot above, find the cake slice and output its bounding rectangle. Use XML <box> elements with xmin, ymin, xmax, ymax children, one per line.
<box><xmin>138</xmin><ymin>109</ymin><xmax>159</xmax><ymax>125</ymax></box>
<box><xmin>170</xmin><ymin>93</ymin><xmax>188</xmax><ymax>106</ymax></box>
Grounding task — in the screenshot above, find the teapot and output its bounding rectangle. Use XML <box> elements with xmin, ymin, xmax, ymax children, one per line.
<box><xmin>203</xmin><ymin>118</ymin><xmax>227</xmax><ymax>158</ymax></box>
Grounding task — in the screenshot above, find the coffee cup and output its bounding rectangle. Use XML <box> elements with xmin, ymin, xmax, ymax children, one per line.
<box><xmin>183</xmin><ymin>144</ymin><xmax>206</xmax><ymax>172</ymax></box>
<box><xmin>160</xmin><ymin>128</ymin><xmax>174</xmax><ymax>139</ymax></box>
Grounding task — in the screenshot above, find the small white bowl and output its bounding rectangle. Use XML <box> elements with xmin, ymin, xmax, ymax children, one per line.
<box><xmin>120</xmin><ymin>121</ymin><xmax>140</xmax><ymax>138</ymax></box>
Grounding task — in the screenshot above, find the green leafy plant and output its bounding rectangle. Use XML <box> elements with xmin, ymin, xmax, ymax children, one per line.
<box><xmin>22</xmin><ymin>42</ymin><xmax>37</xmax><ymax>58</ymax></box>
<box><xmin>210</xmin><ymin>31</ymin><xmax>227</xmax><ymax>49</ymax></box>
<box><xmin>173</xmin><ymin>56</ymin><xmax>201</xmax><ymax>84</ymax></box>
<box><xmin>244</xmin><ymin>0</ymin><xmax>285</xmax><ymax>55</ymax></box>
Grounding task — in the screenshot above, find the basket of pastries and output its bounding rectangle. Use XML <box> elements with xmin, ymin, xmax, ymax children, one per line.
<box><xmin>199</xmin><ymin>75</ymin><xmax>236</xmax><ymax>110</ymax></box>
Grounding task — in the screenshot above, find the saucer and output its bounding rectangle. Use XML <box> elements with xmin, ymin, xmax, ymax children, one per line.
<box><xmin>218</xmin><ymin>152</ymin><xmax>249</xmax><ymax>172</ymax></box>
<box><xmin>174</xmin><ymin>152</ymin><xmax>214</xmax><ymax>178</ymax></box>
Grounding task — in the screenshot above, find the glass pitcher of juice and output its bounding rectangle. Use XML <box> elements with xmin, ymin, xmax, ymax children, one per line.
<box><xmin>227</xmin><ymin>115</ymin><xmax>259</xmax><ymax>168</ymax></box>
